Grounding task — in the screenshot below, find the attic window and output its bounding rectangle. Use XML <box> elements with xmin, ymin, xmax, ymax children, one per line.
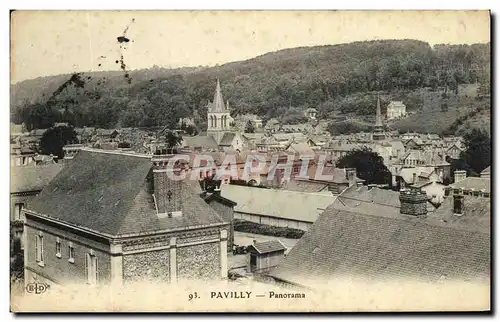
<box><xmin>312</xmin><ymin>247</ymin><xmax>320</xmax><ymax>254</ymax></box>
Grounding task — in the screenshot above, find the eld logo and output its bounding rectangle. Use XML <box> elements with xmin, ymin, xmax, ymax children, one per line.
<box><xmin>26</xmin><ymin>282</ymin><xmax>49</xmax><ymax>294</ymax></box>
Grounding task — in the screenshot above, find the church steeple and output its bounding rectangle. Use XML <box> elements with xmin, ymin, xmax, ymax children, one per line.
<box><xmin>375</xmin><ymin>95</ymin><xmax>383</xmax><ymax>127</ymax></box>
<box><xmin>372</xmin><ymin>94</ymin><xmax>386</xmax><ymax>141</ymax></box>
<box><xmin>210</xmin><ymin>79</ymin><xmax>226</xmax><ymax>113</ymax></box>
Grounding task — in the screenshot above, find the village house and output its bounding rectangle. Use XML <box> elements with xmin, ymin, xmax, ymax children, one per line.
<box><xmin>386</xmin><ymin>101</ymin><xmax>407</xmax><ymax>120</ymax></box>
<box><xmin>264</xmin><ymin>118</ymin><xmax>281</xmax><ymax>133</ymax></box>
<box><xmin>304</xmin><ymin>108</ymin><xmax>318</xmax><ymax>120</ymax></box>
<box><xmin>23</xmin><ymin>149</ymin><xmax>232</xmax><ymax>287</ymax></box>
<box><xmin>218</xmin><ymin>132</ymin><xmax>248</xmax><ymax>152</ymax></box>
<box><xmin>268</xmin><ymin>181</ymin><xmax>490</xmax><ymax>289</ymax></box>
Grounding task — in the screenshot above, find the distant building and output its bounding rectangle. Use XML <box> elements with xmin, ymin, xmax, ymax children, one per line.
<box><xmin>304</xmin><ymin>108</ymin><xmax>318</xmax><ymax>120</ymax></box>
<box><xmin>23</xmin><ymin>149</ymin><xmax>231</xmax><ymax>287</ymax></box>
<box><xmin>386</xmin><ymin>101</ymin><xmax>407</xmax><ymax>120</ymax></box>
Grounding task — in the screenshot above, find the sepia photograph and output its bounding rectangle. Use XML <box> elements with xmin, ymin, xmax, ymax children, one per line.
<box><xmin>8</xmin><ymin>9</ymin><xmax>492</xmax><ymax>312</ymax></box>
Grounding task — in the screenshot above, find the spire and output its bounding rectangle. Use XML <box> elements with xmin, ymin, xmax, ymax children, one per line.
<box><xmin>375</xmin><ymin>94</ymin><xmax>383</xmax><ymax>127</ymax></box>
<box><xmin>211</xmin><ymin>79</ymin><xmax>226</xmax><ymax>113</ymax></box>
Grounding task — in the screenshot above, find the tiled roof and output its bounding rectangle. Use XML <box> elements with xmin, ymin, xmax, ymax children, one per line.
<box><xmin>249</xmin><ymin>240</ymin><xmax>287</xmax><ymax>254</ymax></box>
<box><xmin>27</xmin><ymin>150</ymin><xmax>226</xmax><ymax>236</ymax></box>
<box><xmin>221</xmin><ymin>184</ymin><xmax>335</xmax><ymax>223</ymax></box>
<box><xmin>269</xmin><ymin>194</ymin><xmax>490</xmax><ymax>287</ymax></box>
<box><xmin>10</xmin><ymin>164</ymin><xmax>64</xmax><ymax>193</ymax></box>
<box><xmin>449</xmin><ymin>177</ymin><xmax>490</xmax><ymax>193</ymax></box>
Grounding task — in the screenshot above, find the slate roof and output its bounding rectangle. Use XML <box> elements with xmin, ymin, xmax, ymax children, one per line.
<box><xmin>221</xmin><ymin>184</ymin><xmax>335</xmax><ymax>223</ymax></box>
<box><xmin>184</xmin><ymin>136</ymin><xmax>219</xmax><ymax>150</ymax></box>
<box><xmin>10</xmin><ymin>164</ymin><xmax>64</xmax><ymax>193</ymax></box>
<box><xmin>449</xmin><ymin>177</ymin><xmax>490</xmax><ymax>193</ymax></box>
<box><xmin>269</xmin><ymin>186</ymin><xmax>490</xmax><ymax>287</ymax></box>
<box><xmin>219</xmin><ymin>132</ymin><xmax>236</xmax><ymax>146</ymax></box>
<box><xmin>26</xmin><ymin>150</ymin><xmax>227</xmax><ymax>236</ymax></box>
<box><xmin>249</xmin><ymin>240</ymin><xmax>287</xmax><ymax>254</ymax></box>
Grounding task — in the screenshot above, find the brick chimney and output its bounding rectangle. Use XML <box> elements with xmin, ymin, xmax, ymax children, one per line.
<box><xmin>453</xmin><ymin>194</ymin><xmax>464</xmax><ymax>216</ymax></box>
<box><xmin>151</xmin><ymin>155</ymin><xmax>183</xmax><ymax>218</ymax></box>
<box><xmin>412</xmin><ymin>172</ymin><xmax>417</xmax><ymax>185</ymax></box>
<box><xmin>399</xmin><ymin>187</ymin><xmax>428</xmax><ymax>216</ymax></box>
<box><xmin>345</xmin><ymin>168</ymin><xmax>357</xmax><ymax>187</ymax></box>
<box><xmin>454</xmin><ymin>170</ymin><xmax>467</xmax><ymax>183</ymax></box>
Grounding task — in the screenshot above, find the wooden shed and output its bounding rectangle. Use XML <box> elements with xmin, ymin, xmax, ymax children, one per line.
<box><xmin>247</xmin><ymin>240</ymin><xmax>287</xmax><ymax>273</ymax></box>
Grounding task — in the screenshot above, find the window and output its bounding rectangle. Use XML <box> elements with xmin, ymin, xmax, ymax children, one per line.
<box><xmin>86</xmin><ymin>252</ymin><xmax>98</xmax><ymax>285</ymax></box>
<box><xmin>56</xmin><ymin>237</ymin><xmax>62</xmax><ymax>258</ymax></box>
<box><xmin>68</xmin><ymin>242</ymin><xmax>75</xmax><ymax>263</ymax></box>
<box><xmin>14</xmin><ymin>203</ymin><xmax>24</xmax><ymax>221</ymax></box>
<box><xmin>35</xmin><ymin>233</ymin><xmax>44</xmax><ymax>266</ymax></box>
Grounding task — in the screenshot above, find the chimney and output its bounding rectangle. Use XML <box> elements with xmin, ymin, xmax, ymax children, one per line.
<box><xmin>454</xmin><ymin>170</ymin><xmax>467</xmax><ymax>183</ymax></box>
<box><xmin>453</xmin><ymin>194</ymin><xmax>464</xmax><ymax>216</ymax></box>
<box><xmin>412</xmin><ymin>172</ymin><xmax>417</xmax><ymax>185</ymax></box>
<box><xmin>345</xmin><ymin>168</ymin><xmax>357</xmax><ymax>187</ymax></box>
<box><xmin>152</xmin><ymin>155</ymin><xmax>183</xmax><ymax>218</ymax></box>
<box><xmin>399</xmin><ymin>187</ymin><xmax>428</xmax><ymax>216</ymax></box>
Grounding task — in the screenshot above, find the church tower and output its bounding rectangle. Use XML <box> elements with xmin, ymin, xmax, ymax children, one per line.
<box><xmin>372</xmin><ymin>95</ymin><xmax>386</xmax><ymax>141</ymax></box>
<box><xmin>207</xmin><ymin>79</ymin><xmax>232</xmax><ymax>144</ymax></box>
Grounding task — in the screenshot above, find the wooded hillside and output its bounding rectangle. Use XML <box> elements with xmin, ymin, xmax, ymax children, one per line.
<box><xmin>10</xmin><ymin>39</ymin><xmax>490</xmax><ymax>135</ymax></box>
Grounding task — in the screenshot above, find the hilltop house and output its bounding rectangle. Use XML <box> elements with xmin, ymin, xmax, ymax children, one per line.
<box><xmin>386</xmin><ymin>101</ymin><xmax>407</xmax><ymax>120</ymax></box>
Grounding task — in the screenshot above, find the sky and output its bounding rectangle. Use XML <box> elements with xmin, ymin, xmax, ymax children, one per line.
<box><xmin>10</xmin><ymin>10</ymin><xmax>491</xmax><ymax>83</ymax></box>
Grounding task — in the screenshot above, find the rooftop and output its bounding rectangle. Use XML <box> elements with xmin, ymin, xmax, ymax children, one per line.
<box><xmin>270</xmin><ymin>188</ymin><xmax>490</xmax><ymax>286</ymax></box>
<box><xmin>269</xmin><ymin>186</ymin><xmax>490</xmax><ymax>287</ymax></box>
<box><xmin>26</xmin><ymin>150</ymin><xmax>227</xmax><ymax>237</ymax></box>
<box><xmin>249</xmin><ymin>240</ymin><xmax>287</xmax><ymax>254</ymax></box>
<box><xmin>221</xmin><ymin>184</ymin><xmax>335</xmax><ymax>223</ymax></box>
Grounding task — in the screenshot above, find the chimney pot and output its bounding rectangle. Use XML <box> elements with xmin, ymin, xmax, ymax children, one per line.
<box><xmin>454</xmin><ymin>170</ymin><xmax>467</xmax><ymax>183</ymax></box>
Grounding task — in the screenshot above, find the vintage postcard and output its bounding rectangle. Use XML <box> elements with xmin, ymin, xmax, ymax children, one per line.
<box><xmin>9</xmin><ymin>10</ymin><xmax>491</xmax><ymax>312</ymax></box>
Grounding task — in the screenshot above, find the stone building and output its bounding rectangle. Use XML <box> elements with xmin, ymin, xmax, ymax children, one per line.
<box><xmin>386</xmin><ymin>101</ymin><xmax>407</xmax><ymax>120</ymax></box>
<box><xmin>207</xmin><ymin>79</ymin><xmax>234</xmax><ymax>144</ymax></box>
<box><xmin>23</xmin><ymin>149</ymin><xmax>231</xmax><ymax>287</ymax></box>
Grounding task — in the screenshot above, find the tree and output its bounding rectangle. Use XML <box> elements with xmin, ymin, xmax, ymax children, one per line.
<box><xmin>39</xmin><ymin>125</ymin><xmax>78</xmax><ymax>159</ymax></box>
<box><xmin>165</xmin><ymin>130</ymin><xmax>183</xmax><ymax>154</ymax></box>
<box><xmin>459</xmin><ymin>128</ymin><xmax>491</xmax><ymax>176</ymax></box>
<box><xmin>244</xmin><ymin>120</ymin><xmax>255</xmax><ymax>133</ymax></box>
<box><xmin>336</xmin><ymin>147</ymin><xmax>392</xmax><ymax>184</ymax></box>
